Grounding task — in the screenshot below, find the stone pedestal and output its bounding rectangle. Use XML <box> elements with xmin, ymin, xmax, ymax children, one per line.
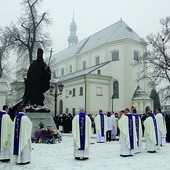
<box><xmin>26</xmin><ymin>112</ymin><xmax>56</xmax><ymax>138</ymax></box>
<box><xmin>0</xmin><ymin>79</ymin><xmax>7</xmax><ymax>108</ymax></box>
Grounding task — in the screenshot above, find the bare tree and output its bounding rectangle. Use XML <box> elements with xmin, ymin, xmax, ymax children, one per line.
<box><xmin>11</xmin><ymin>0</ymin><xmax>51</xmax><ymax>64</ymax></box>
<box><xmin>0</xmin><ymin>27</ymin><xmax>15</xmax><ymax>78</ymax></box>
<box><xmin>139</xmin><ymin>16</ymin><xmax>170</xmax><ymax>102</ymax></box>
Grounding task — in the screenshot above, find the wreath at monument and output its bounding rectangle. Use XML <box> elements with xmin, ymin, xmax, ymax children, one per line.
<box><xmin>34</xmin><ymin>128</ymin><xmax>62</xmax><ymax>144</ymax></box>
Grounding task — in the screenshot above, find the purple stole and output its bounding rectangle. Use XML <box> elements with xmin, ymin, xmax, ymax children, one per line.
<box><xmin>100</xmin><ymin>113</ymin><xmax>104</xmax><ymax>137</ymax></box>
<box><xmin>149</xmin><ymin>113</ymin><xmax>158</xmax><ymax>145</ymax></box>
<box><xmin>13</xmin><ymin>113</ymin><xmax>25</xmax><ymax>155</ymax></box>
<box><xmin>126</xmin><ymin>114</ymin><xmax>134</xmax><ymax>149</ymax></box>
<box><xmin>0</xmin><ymin>111</ymin><xmax>6</xmax><ymax>151</ymax></box>
<box><xmin>79</xmin><ymin>112</ymin><xmax>86</xmax><ymax>150</ymax></box>
<box><xmin>133</xmin><ymin>114</ymin><xmax>139</xmax><ymax>146</ymax></box>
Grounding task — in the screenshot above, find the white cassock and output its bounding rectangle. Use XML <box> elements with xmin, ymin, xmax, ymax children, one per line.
<box><xmin>111</xmin><ymin>115</ymin><xmax>117</xmax><ymax>140</ymax></box>
<box><xmin>0</xmin><ymin>111</ymin><xmax>13</xmax><ymax>161</ymax></box>
<box><xmin>11</xmin><ymin>112</ymin><xmax>32</xmax><ymax>164</ymax></box>
<box><xmin>144</xmin><ymin>114</ymin><xmax>159</xmax><ymax>152</ymax></box>
<box><xmin>94</xmin><ymin>113</ymin><xmax>108</xmax><ymax>143</ymax></box>
<box><xmin>72</xmin><ymin>112</ymin><xmax>92</xmax><ymax>159</ymax></box>
<box><xmin>133</xmin><ymin>114</ymin><xmax>142</xmax><ymax>153</ymax></box>
<box><xmin>118</xmin><ymin>114</ymin><xmax>137</xmax><ymax>156</ymax></box>
<box><xmin>155</xmin><ymin>113</ymin><xmax>167</xmax><ymax>146</ymax></box>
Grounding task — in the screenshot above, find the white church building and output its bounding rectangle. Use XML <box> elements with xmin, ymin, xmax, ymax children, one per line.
<box><xmin>50</xmin><ymin>17</ymin><xmax>153</xmax><ymax>115</ymax></box>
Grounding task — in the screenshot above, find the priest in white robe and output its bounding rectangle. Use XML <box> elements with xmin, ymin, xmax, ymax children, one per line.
<box><xmin>144</xmin><ymin>111</ymin><xmax>159</xmax><ymax>153</ymax></box>
<box><xmin>0</xmin><ymin>105</ymin><xmax>13</xmax><ymax>162</ymax></box>
<box><xmin>155</xmin><ymin>108</ymin><xmax>167</xmax><ymax>146</ymax></box>
<box><xmin>72</xmin><ymin>108</ymin><xmax>92</xmax><ymax>160</ymax></box>
<box><xmin>118</xmin><ymin>108</ymin><xmax>137</xmax><ymax>157</ymax></box>
<box><xmin>11</xmin><ymin>105</ymin><xmax>32</xmax><ymax>164</ymax></box>
<box><xmin>132</xmin><ymin>108</ymin><xmax>142</xmax><ymax>153</ymax></box>
<box><xmin>94</xmin><ymin>110</ymin><xmax>108</xmax><ymax>143</ymax></box>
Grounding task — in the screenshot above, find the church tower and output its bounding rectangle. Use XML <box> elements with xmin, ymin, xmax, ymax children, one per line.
<box><xmin>68</xmin><ymin>11</ymin><xmax>78</xmax><ymax>46</ymax></box>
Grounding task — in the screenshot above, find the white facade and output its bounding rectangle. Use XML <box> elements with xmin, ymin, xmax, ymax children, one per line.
<box><xmin>51</xmin><ymin>20</ymin><xmax>152</xmax><ymax>115</ymax></box>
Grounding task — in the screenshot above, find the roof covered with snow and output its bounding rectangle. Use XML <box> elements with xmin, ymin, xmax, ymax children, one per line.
<box><xmin>51</xmin><ymin>61</ymin><xmax>111</xmax><ymax>83</ymax></box>
<box><xmin>51</xmin><ymin>20</ymin><xmax>145</xmax><ymax>65</ymax></box>
<box><xmin>132</xmin><ymin>85</ymin><xmax>151</xmax><ymax>100</ymax></box>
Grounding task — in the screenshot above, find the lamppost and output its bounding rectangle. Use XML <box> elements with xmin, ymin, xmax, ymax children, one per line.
<box><xmin>111</xmin><ymin>94</ymin><xmax>114</xmax><ymax>113</ymax></box>
<box><xmin>50</xmin><ymin>82</ymin><xmax>64</xmax><ymax>119</ymax></box>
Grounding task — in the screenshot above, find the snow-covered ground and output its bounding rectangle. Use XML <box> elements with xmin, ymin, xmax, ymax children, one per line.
<box><xmin>1</xmin><ymin>134</ymin><xmax>170</xmax><ymax>170</ymax></box>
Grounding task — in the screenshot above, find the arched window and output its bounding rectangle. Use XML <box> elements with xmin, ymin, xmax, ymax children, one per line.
<box><xmin>95</xmin><ymin>56</ymin><xmax>100</xmax><ymax>65</ymax></box>
<box><xmin>113</xmin><ymin>81</ymin><xmax>119</xmax><ymax>98</ymax></box>
<box><xmin>112</xmin><ymin>51</ymin><xmax>119</xmax><ymax>61</ymax></box>
<box><xmin>134</xmin><ymin>51</ymin><xmax>140</xmax><ymax>61</ymax></box>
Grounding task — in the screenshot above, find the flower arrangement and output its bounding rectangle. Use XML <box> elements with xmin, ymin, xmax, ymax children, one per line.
<box><xmin>34</xmin><ymin>128</ymin><xmax>62</xmax><ymax>144</ymax></box>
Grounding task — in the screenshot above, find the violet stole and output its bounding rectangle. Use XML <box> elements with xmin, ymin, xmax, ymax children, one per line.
<box><xmin>0</xmin><ymin>111</ymin><xmax>5</xmax><ymax>151</ymax></box>
<box><xmin>79</xmin><ymin>112</ymin><xmax>86</xmax><ymax>150</ymax></box>
<box><xmin>149</xmin><ymin>113</ymin><xmax>158</xmax><ymax>145</ymax></box>
<box><xmin>127</xmin><ymin>114</ymin><xmax>134</xmax><ymax>149</ymax></box>
<box><xmin>100</xmin><ymin>113</ymin><xmax>104</xmax><ymax>137</ymax></box>
<box><xmin>134</xmin><ymin>114</ymin><xmax>139</xmax><ymax>146</ymax></box>
<box><xmin>13</xmin><ymin>113</ymin><xmax>25</xmax><ymax>155</ymax></box>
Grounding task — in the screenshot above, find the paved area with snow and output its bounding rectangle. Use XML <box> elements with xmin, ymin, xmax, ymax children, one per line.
<box><xmin>1</xmin><ymin>134</ymin><xmax>170</xmax><ymax>170</ymax></box>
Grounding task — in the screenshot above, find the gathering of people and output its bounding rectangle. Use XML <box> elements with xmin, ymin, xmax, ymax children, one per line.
<box><xmin>0</xmin><ymin>104</ymin><xmax>32</xmax><ymax>164</ymax></box>
<box><xmin>72</xmin><ymin>106</ymin><xmax>168</xmax><ymax>160</ymax></box>
<box><xmin>0</xmin><ymin>103</ymin><xmax>169</xmax><ymax>164</ymax></box>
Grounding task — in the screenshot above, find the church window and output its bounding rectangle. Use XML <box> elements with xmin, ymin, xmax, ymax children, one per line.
<box><xmin>134</xmin><ymin>51</ymin><xmax>140</xmax><ymax>61</ymax></box>
<box><xmin>66</xmin><ymin>90</ymin><xmax>69</xmax><ymax>98</ymax></box>
<box><xmin>95</xmin><ymin>56</ymin><xmax>100</xmax><ymax>65</ymax></box>
<box><xmin>80</xmin><ymin>87</ymin><xmax>83</xmax><ymax>96</ymax></box>
<box><xmin>61</xmin><ymin>68</ymin><xmax>64</xmax><ymax>76</ymax></box>
<box><xmin>82</xmin><ymin>61</ymin><xmax>86</xmax><ymax>70</ymax></box>
<box><xmin>72</xmin><ymin>88</ymin><xmax>76</xmax><ymax>96</ymax></box>
<box><xmin>113</xmin><ymin>81</ymin><xmax>119</xmax><ymax>98</ymax></box>
<box><xmin>72</xmin><ymin>108</ymin><xmax>76</xmax><ymax>117</ymax></box>
<box><xmin>112</xmin><ymin>51</ymin><xmax>119</xmax><ymax>61</ymax></box>
<box><xmin>66</xmin><ymin>108</ymin><xmax>69</xmax><ymax>114</ymax></box>
<box><xmin>96</xmin><ymin>87</ymin><xmax>102</xmax><ymax>96</ymax></box>
<box><xmin>69</xmin><ymin>65</ymin><xmax>72</xmax><ymax>73</ymax></box>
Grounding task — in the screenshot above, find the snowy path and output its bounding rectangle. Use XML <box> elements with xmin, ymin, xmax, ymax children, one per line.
<box><xmin>1</xmin><ymin>135</ymin><xmax>170</xmax><ymax>170</ymax></box>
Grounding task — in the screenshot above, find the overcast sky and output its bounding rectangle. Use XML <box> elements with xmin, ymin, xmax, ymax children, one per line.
<box><xmin>0</xmin><ymin>0</ymin><xmax>170</xmax><ymax>54</ymax></box>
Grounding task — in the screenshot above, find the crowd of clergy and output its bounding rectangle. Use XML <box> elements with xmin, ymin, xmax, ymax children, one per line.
<box><xmin>0</xmin><ymin>105</ymin><xmax>32</xmax><ymax>164</ymax></box>
<box><xmin>0</xmin><ymin>103</ymin><xmax>168</xmax><ymax>164</ymax></box>
<box><xmin>72</xmin><ymin>106</ymin><xmax>167</xmax><ymax>159</ymax></box>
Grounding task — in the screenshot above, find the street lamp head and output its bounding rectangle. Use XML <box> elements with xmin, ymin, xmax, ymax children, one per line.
<box><xmin>58</xmin><ymin>83</ymin><xmax>64</xmax><ymax>94</ymax></box>
<box><xmin>111</xmin><ymin>94</ymin><xmax>115</xmax><ymax>99</ymax></box>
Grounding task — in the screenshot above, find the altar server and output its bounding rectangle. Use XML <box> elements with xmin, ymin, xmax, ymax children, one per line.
<box><xmin>144</xmin><ymin>111</ymin><xmax>159</xmax><ymax>153</ymax></box>
<box><xmin>72</xmin><ymin>108</ymin><xmax>92</xmax><ymax>160</ymax></box>
<box><xmin>0</xmin><ymin>105</ymin><xmax>12</xmax><ymax>162</ymax></box>
<box><xmin>118</xmin><ymin>108</ymin><xmax>137</xmax><ymax>157</ymax></box>
<box><xmin>11</xmin><ymin>105</ymin><xmax>32</xmax><ymax>164</ymax></box>
<box><xmin>94</xmin><ymin>110</ymin><xmax>108</xmax><ymax>143</ymax></box>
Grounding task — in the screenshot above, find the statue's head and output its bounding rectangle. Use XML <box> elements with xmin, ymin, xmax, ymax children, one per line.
<box><xmin>37</xmin><ymin>48</ymin><xmax>44</xmax><ymax>62</ymax></box>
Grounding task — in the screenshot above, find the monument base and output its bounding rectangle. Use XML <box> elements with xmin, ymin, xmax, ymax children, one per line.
<box><xmin>26</xmin><ymin>112</ymin><xmax>56</xmax><ymax>138</ymax></box>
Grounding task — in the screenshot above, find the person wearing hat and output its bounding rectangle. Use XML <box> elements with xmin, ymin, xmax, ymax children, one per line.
<box><xmin>0</xmin><ymin>105</ymin><xmax>13</xmax><ymax>162</ymax></box>
<box><xmin>11</xmin><ymin>105</ymin><xmax>32</xmax><ymax>164</ymax></box>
